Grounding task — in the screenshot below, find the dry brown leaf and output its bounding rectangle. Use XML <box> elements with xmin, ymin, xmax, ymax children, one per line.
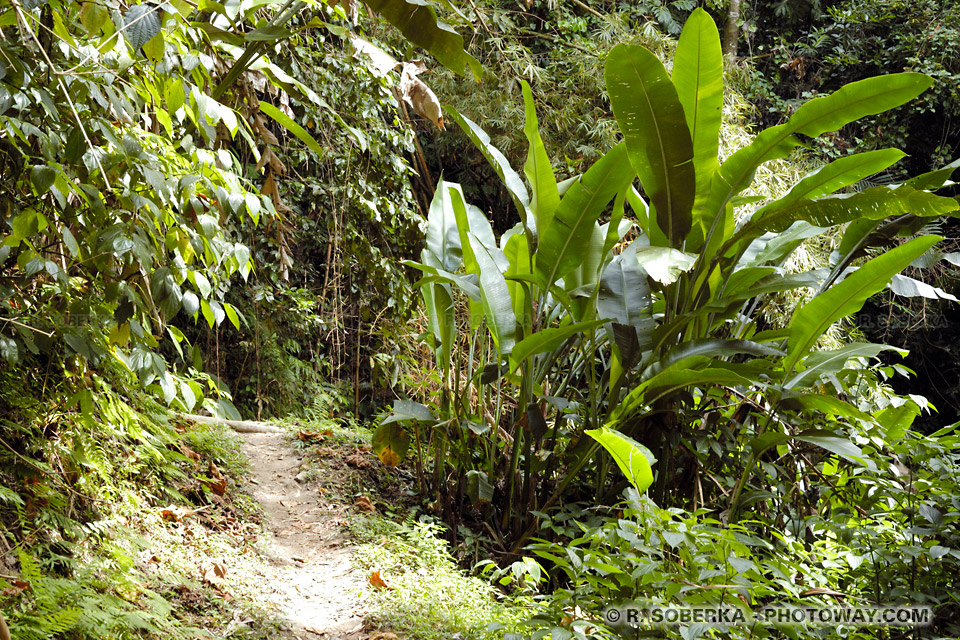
<box><xmin>205</xmin><ymin>461</ymin><xmax>228</xmax><ymax>496</ymax></box>
<box><xmin>159</xmin><ymin>505</ymin><xmax>206</xmax><ymax>522</ymax></box>
<box><xmin>2</xmin><ymin>580</ymin><xmax>30</xmax><ymax>596</ymax></box>
<box><xmin>203</xmin><ymin>563</ymin><xmax>227</xmax><ymax>586</ymax></box>
<box><xmin>368</xmin><ymin>571</ymin><xmax>391</xmax><ymax>590</ymax></box>
<box><xmin>256</xmin><ymin>147</ymin><xmax>286</xmax><ymax>175</ymax></box>
<box><xmin>261</xmin><ymin>171</ymin><xmax>280</xmax><ymax>203</ymax></box>
<box><xmin>400</xmin><ymin>61</ymin><xmax>445</xmax><ymax>131</ymax></box>
<box><xmin>179</xmin><ymin>444</ymin><xmax>202</xmax><ymax>468</ymax></box>
<box><xmin>345</xmin><ymin>453</ymin><xmax>373</xmax><ymax>469</ymax></box>
<box><xmin>298</xmin><ymin>430</ymin><xmax>326</xmax><ymax>443</ymax></box>
<box><xmin>354</xmin><ymin>496</ymin><xmax>375</xmax><ymax>512</ymax></box>
<box><xmin>369</xmin><ymin>633</ymin><xmax>398</xmax><ymax>640</ymax></box>
<box><xmin>252</xmin><ymin>113</ymin><xmax>279</xmax><ymax>145</ymax></box>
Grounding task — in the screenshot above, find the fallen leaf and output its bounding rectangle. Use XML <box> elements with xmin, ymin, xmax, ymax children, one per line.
<box><xmin>179</xmin><ymin>443</ymin><xmax>202</xmax><ymax>468</ymax></box>
<box><xmin>298</xmin><ymin>430</ymin><xmax>326</xmax><ymax>443</ymax></box>
<box><xmin>2</xmin><ymin>580</ymin><xmax>30</xmax><ymax>596</ymax></box>
<box><xmin>204</xmin><ymin>461</ymin><xmax>228</xmax><ymax>496</ymax></box>
<box><xmin>355</xmin><ymin>496</ymin><xmax>375</xmax><ymax>512</ymax></box>
<box><xmin>368</xmin><ymin>571</ymin><xmax>391</xmax><ymax>590</ymax></box>
<box><xmin>159</xmin><ymin>505</ymin><xmax>206</xmax><ymax>522</ymax></box>
<box><xmin>345</xmin><ymin>453</ymin><xmax>373</xmax><ymax>469</ymax></box>
<box><xmin>369</xmin><ymin>633</ymin><xmax>398</xmax><ymax>640</ymax></box>
<box><xmin>203</xmin><ymin>563</ymin><xmax>227</xmax><ymax>586</ymax></box>
<box><xmin>316</xmin><ymin>446</ymin><xmax>337</xmax><ymax>457</ymax></box>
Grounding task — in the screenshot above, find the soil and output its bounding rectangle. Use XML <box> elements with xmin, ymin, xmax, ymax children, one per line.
<box><xmin>240</xmin><ymin>431</ymin><xmax>368</xmax><ymax>639</ymax></box>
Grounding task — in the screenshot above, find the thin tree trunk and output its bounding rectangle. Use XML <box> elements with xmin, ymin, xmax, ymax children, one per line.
<box><xmin>722</xmin><ymin>0</ymin><xmax>741</xmax><ymax>57</ymax></box>
<box><xmin>177</xmin><ymin>413</ymin><xmax>279</xmax><ymax>433</ymax></box>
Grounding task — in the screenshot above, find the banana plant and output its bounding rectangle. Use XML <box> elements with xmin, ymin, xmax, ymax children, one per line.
<box><xmin>388</xmin><ymin>7</ymin><xmax>960</xmax><ymax>543</ymax></box>
<box><xmin>599</xmin><ymin>8</ymin><xmax>959</xmax><ymax>515</ymax></box>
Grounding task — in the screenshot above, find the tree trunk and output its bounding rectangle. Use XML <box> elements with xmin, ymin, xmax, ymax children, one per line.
<box><xmin>177</xmin><ymin>413</ymin><xmax>279</xmax><ymax>433</ymax></box>
<box><xmin>722</xmin><ymin>0</ymin><xmax>741</xmax><ymax>57</ymax></box>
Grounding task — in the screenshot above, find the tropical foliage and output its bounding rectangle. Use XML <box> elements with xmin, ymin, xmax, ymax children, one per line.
<box><xmin>378</xmin><ymin>7</ymin><xmax>960</xmax><ymax>636</ymax></box>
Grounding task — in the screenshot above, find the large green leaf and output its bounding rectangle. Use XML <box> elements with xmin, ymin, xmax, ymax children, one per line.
<box><xmin>634</xmin><ymin>245</ymin><xmax>697</xmax><ymax>285</ymax></box>
<box><xmin>404</xmin><ymin>259</ymin><xmax>481</xmax><ymax>301</ymax></box>
<box><xmin>123</xmin><ymin>4</ymin><xmax>162</xmax><ymax>52</ymax></box>
<box><xmin>785</xmin><ymin>342</ymin><xmax>905</xmax><ymax>390</ymax></box>
<box><xmin>737</xmin><ymin>222</ymin><xmax>827</xmax><ymax>268</ymax></box>
<box><xmin>703</xmin><ymin>73</ymin><xmax>933</xmax><ymax>250</ymax></box>
<box><xmin>448</xmin><ymin>108</ymin><xmax>534</xmax><ymax>238</ymax></box>
<box><xmin>469</xmin><ymin>231</ymin><xmax>517</xmax><ymax>355</ymax></box>
<box><xmin>535</xmin><ymin>143</ymin><xmax>634</xmax><ymax>288</ymax></box>
<box><xmin>508</xmin><ymin>319</ymin><xmax>605</xmax><ymax>372</ymax></box>
<box><xmin>905</xmin><ymin>157</ymin><xmax>960</xmax><ymax>191</ymax></box>
<box><xmin>754</xmin><ymin>149</ymin><xmax>906</xmax><ymax>217</ymax></box>
<box><xmin>612</xmin><ymin>359</ymin><xmax>752</xmax><ymax>422</ymax></box>
<box><xmin>597</xmin><ymin>243</ymin><xmax>652</xmax><ymax>330</ymax></box>
<box><xmin>363</xmin><ymin>0</ymin><xmax>481</xmax><ymax>79</ymax></box>
<box><xmin>744</xmin><ymin>184</ymin><xmax>958</xmax><ymax>236</ymax></box>
<box><xmin>381</xmin><ymin>399</ymin><xmax>437</xmax><ymax>425</ymax></box>
<box><xmin>795</xmin><ymin>430</ymin><xmax>865</xmax><ymax>464</ymax></box>
<box><xmin>423</xmin><ymin>180</ymin><xmax>464</xmax><ymax>272</ymax></box>
<box><xmin>521</xmin><ymin>80</ymin><xmax>559</xmax><ymax>233</ymax></box>
<box><xmin>606</xmin><ymin>44</ymin><xmax>694</xmax><ymax>247</ymax></box>
<box><xmin>785</xmin><ymin>234</ymin><xmax>942</xmax><ymax>373</ymax></box>
<box><xmin>585</xmin><ymin>427</ymin><xmax>655</xmax><ymax>493</ymax></box>
<box><xmin>258</xmin><ymin>100</ymin><xmax>325</xmax><ymax>157</ymax></box>
<box><xmin>888</xmin><ymin>274</ymin><xmax>958</xmax><ymax>301</ymax></box>
<box><xmin>422</xmin><ymin>281</ymin><xmax>455</xmax><ymax>372</ymax></box>
<box><xmin>672</xmin><ymin>8</ymin><xmax>722</xmax><ymax>248</ymax></box>
<box><xmin>503</xmin><ymin>232</ymin><xmax>531</xmax><ymax>330</ymax></box>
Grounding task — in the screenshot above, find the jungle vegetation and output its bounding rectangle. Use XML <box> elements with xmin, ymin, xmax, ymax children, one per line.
<box><xmin>1</xmin><ymin>0</ymin><xmax>959</xmax><ymax>638</ymax></box>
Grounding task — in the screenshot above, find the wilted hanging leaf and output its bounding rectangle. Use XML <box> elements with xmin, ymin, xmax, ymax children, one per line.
<box><xmin>252</xmin><ymin>113</ymin><xmax>279</xmax><ymax>146</ymax></box>
<box><xmin>123</xmin><ymin>4</ymin><xmax>162</xmax><ymax>52</ymax></box>
<box><xmin>368</xmin><ymin>571</ymin><xmax>392</xmax><ymax>590</ymax></box>
<box><xmin>466</xmin><ymin>469</ymin><xmax>493</xmax><ymax>506</ymax></box>
<box><xmin>399</xmin><ymin>61</ymin><xmax>445</xmax><ymax>131</ymax></box>
<box><xmin>371</xmin><ymin>422</ymin><xmax>410</xmax><ymax>466</ymax></box>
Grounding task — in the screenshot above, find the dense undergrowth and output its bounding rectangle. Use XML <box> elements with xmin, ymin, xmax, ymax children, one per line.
<box><xmin>0</xmin><ymin>360</ymin><xmax>285</xmax><ymax>639</ymax></box>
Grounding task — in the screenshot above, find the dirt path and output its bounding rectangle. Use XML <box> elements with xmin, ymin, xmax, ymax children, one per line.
<box><xmin>240</xmin><ymin>431</ymin><xmax>368</xmax><ymax>639</ymax></box>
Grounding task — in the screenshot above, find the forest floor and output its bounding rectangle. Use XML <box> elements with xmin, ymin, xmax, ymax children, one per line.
<box><xmin>200</xmin><ymin>420</ymin><xmax>524</xmax><ymax>640</ymax></box>
<box><xmin>239</xmin><ymin>430</ymin><xmax>370</xmax><ymax>639</ymax></box>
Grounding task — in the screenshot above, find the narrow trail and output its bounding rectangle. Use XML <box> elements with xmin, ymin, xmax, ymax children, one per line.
<box><xmin>240</xmin><ymin>431</ymin><xmax>368</xmax><ymax>639</ymax></box>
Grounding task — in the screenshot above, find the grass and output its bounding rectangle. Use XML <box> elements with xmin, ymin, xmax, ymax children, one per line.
<box><xmin>349</xmin><ymin>514</ymin><xmax>530</xmax><ymax>640</ymax></box>
<box><xmin>282</xmin><ymin>407</ymin><xmax>533</xmax><ymax>640</ymax></box>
